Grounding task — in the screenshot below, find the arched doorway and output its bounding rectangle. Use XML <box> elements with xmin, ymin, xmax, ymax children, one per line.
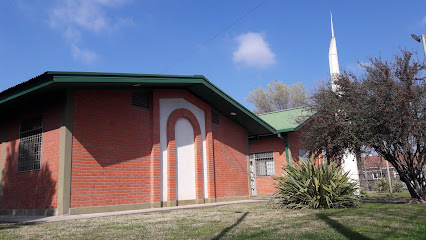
<box><xmin>175</xmin><ymin>117</ymin><xmax>196</xmax><ymax>200</ymax></box>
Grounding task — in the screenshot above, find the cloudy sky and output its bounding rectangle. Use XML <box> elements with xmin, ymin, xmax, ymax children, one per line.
<box><xmin>1</xmin><ymin>0</ymin><xmax>426</xmax><ymax>110</ymax></box>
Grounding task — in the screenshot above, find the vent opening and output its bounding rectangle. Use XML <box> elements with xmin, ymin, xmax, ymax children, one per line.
<box><xmin>132</xmin><ymin>91</ymin><xmax>151</xmax><ymax>109</ymax></box>
<box><xmin>211</xmin><ymin>109</ymin><xmax>220</xmax><ymax>125</ymax></box>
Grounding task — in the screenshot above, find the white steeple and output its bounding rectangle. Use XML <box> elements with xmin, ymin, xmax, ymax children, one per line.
<box><xmin>329</xmin><ymin>12</ymin><xmax>340</xmax><ymax>92</ymax></box>
<box><xmin>328</xmin><ymin>13</ymin><xmax>360</xmax><ymax>188</ymax></box>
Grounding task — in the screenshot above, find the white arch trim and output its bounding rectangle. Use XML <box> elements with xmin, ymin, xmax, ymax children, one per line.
<box><xmin>159</xmin><ymin>98</ymin><xmax>208</xmax><ymax>202</ymax></box>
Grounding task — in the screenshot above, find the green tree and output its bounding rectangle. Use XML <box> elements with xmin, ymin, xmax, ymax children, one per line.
<box><xmin>246</xmin><ymin>80</ymin><xmax>308</xmax><ymax>114</ymax></box>
<box><xmin>303</xmin><ymin>50</ymin><xmax>426</xmax><ymax>201</ymax></box>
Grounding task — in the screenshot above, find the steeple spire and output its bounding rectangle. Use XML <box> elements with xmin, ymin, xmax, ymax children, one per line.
<box><xmin>330</xmin><ymin>11</ymin><xmax>334</xmax><ymax>37</ymax></box>
<box><xmin>329</xmin><ymin>12</ymin><xmax>339</xmax><ymax>92</ymax></box>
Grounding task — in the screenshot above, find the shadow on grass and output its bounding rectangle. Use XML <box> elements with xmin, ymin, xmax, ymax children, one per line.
<box><xmin>211</xmin><ymin>212</ymin><xmax>248</xmax><ymax>240</ymax></box>
<box><xmin>316</xmin><ymin>213</ymin><xmax>372</xmax><ymax>240</ymax></box>
<box><xmin>0</xmin><ymin>222</ymin><xmax>37</xmax><ymax>231</ymax></box>
<box><xmin>0</xmin><ymin>223</ymin><xmax>21</xmax><ymax>231</ymax></box>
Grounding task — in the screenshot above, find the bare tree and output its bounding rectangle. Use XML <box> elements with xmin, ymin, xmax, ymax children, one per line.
<box><xmin>246</xmin><ymin>80</ymin><xmax>308</xmax><ymax>114</ymax></box>
<box><xmin>303</xmin><ymin>50</ymin><xmax>426</xmax><ymax>201</ymax></box>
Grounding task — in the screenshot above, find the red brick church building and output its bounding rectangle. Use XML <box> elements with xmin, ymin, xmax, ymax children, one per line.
<box><xmin>0</xmin><ymin>71</ymin><xmax>308</xmax><ymax>216</ymax></box>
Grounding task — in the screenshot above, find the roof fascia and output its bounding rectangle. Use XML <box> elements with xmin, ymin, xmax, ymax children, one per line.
<box><xmin>53</xmin><ymin>75</ymin><xmax>202</xmax><ymax>84</ymax></box>
<box><xmin>0</xmin><ymin>72</ymin><xmax>277</xmax><ymax>135</ymax></box>
<box><xmin>277</xmin><ymin>128</ymin><xmax>296</xmax><ymax>133</ymax></box>
<box><xmin>196</xmin><ymin>76</ymin><xmax>277</xmax><ymax>134</ymax></box>
<box><xmin>0</xmin><ymin>80</ymin><xmax>54</xmax><ymax>105</ymax></box>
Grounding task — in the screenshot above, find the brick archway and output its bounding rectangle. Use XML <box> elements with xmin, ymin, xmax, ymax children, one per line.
<box><xmin>166</xmin><ymin>108</ymin><xmax>203</xmax><ymax>202</ymax></box>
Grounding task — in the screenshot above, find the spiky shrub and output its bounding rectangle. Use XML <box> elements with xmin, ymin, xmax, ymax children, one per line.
<box><xmin>273</xmin><ymin>161</ymin><xmax>360</xmax><ymax>209</ymax></box>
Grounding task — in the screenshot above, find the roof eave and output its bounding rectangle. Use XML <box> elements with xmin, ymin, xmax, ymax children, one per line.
<box><xmin>0</xmin><ymin>71</ymin><xmax>277</xmax><ymax>136</ymax></box>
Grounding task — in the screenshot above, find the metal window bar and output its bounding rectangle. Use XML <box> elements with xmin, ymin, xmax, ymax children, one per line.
<box><xmin>252</xmin><ymin>152</ymin><xmax>274</xmax><ymax>177</ymax></box>
<box><xmin>18</xmin><ymin>118</ymin><xmax>43</xmax><ymax>172</ymax></box>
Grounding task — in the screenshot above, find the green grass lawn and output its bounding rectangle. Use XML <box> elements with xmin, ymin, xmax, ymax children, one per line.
<box><xmin>0</xmin><ymin>201</ymin><xmax>425</xmax><ymax>240</ymax></box>
<box><xmin>363</xmin><ymin>190</ymin><xmax>412</xmax><ymax>200</ymax></box>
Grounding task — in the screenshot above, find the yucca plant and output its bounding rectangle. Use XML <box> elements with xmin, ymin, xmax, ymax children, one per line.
<box><xmin>273</xmin><ymin>161</ymin><xmax>360</xmax><ymax>209</ymax></box>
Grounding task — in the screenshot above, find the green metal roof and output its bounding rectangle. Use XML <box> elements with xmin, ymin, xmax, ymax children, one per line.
<box><xmin>258</xmin><ymin>106</ymin><xmax>313</xmax><ymax>133</ymax></box>
<box><xmin>0</xmin><ymin>71</ymin><xmax>277</xmax><ymax>136</ymax></box>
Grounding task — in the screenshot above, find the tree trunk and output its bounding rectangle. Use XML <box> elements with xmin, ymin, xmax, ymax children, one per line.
<box><xmin>397</xmin><ymin>166</ymin><xmax>426</xmax><ymax>201</ymax></box>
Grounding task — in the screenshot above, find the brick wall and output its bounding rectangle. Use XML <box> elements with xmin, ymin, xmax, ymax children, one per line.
<box><xmin>289</xmin><ymin>130</ymin><xmax>304</xmax><ymax>162</ymax></box>
<box><xmin>71</xmin><ymin>90</ymin><xmax>152</xmax><ymax>208</ymax></box>
<box><xmin>288</xmin><ymin>126</ymin><xmax>322</xmax><ymax>165</ymax></box>
<box><xmin>71</xmin><ymin>89</ymin><xmax>222</xmax><ymax>207</ymax></box>
<box><xmin>212</xmin><ymin>113</ymin><xmax>249</xmax><ymax>198</ymax></box>
<box><xmin>249</xmin><ymin>137</ymin><xmax>287</xmax><ymax>195</ymax></box>
<box><xmin>1</xmin><ymin>102</ymin><xmax>61</xmax><ymax>209</ymax></box>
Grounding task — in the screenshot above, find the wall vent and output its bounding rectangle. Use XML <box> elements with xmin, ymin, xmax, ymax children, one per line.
<box><xmin>132</xmin><ymin>91</ymin><xmax>151</xmax><ymax>109</ymax></box>
<box><xmin>211</xmin><ymin>109</ymin><xmax>220</xmax><ymax>125</ymax></box>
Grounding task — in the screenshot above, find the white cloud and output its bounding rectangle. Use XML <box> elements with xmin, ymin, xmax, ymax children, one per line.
<box><xmin>49</xmin><ymin>0</ymin><xmax>131</xmax><ymax>33</ymax></box>
<box><xmin>421</xmin><ymin>16</ymin><xmax>426</xmax><ymax>26</ymax></box>
<box><xmin>49</xmin><ymin>0</ymin><xmax>132</xmax><ymax>64</ymax></box>
<box><xmin>71</xmin><ymin>44</ymin><xmax>98</xmax><ymax>64</ymax></box>
<box><xmin>63</xmin><ymin>27</ymin><xmax>82</xmax><ymax>43</ymax></box>
<box><xmin>233</xmin><ymin>32</ymin><xmax>276</xmax><ymax>69</ymax></box>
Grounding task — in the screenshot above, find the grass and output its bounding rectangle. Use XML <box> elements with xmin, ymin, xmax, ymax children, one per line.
<box><xmin>363</xmin><ymin>190</ymin><xmax>412</xmax><ymax>200</ymax></box>
<box><xmin>0</xmin><ymin>201</ymin><xmax>425</xmax><ymax>240</ymax></box>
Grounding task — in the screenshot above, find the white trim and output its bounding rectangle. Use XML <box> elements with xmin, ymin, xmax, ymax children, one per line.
<box><xmin>159</xmin><ymin>98</ymin><xmax>207</xmax><ymax>202</ymax></box>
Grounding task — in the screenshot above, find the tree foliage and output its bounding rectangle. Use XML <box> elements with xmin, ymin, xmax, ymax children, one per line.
<box><xmin>274</xmin><ymin>161</ymin><xmax>360</xmax><ymax>209</ymax></box>
<box><xmin>246</xmin><ymin>81</ymin><xmax>308</xmax><ymax>114</ymax></box>
<box><xmin>303</xmin><ymin>50</ymin><xmax>426</xmax><ymax>201</ymax></box>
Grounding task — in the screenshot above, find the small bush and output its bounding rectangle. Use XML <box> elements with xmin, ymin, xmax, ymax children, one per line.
<box><xmin>273</xmin><ymin>161</ymin><xmax>360</xmax><ymax>209</ymax></box>
<box><xmin>375</xmin><ymin>178</ymin><xmax>388</xmax><ymax>192</ymax></box>
<box><xmin>375</xmin><ymin>178</ymin><xmax>404</xmax><ymax>193</ymax></box>
<box><xmin>393</xmin><ymin>181</ymin><xmax>404</xmax><ymax>193</ymax></box>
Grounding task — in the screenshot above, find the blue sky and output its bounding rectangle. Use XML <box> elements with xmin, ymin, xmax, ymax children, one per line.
<box><xmin>1</xmin><ymin>0</ymin><xmax>426</xmax><ymax>110</ymax></box>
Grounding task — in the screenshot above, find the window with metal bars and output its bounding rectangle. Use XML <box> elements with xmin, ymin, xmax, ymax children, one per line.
<box><xmin>18</xmin><ymin>117</ymin><xmax>43</xmax><ymax>172</ymax></box>
<box><xmin>251</xmin><ymin>151</ymin><xmax>275</xmax><ymax>176</ymax></box>
<box><xmin>131</xmin><ymin>90</ymin><xmax>151</xmax><ymax>109</ymax></box>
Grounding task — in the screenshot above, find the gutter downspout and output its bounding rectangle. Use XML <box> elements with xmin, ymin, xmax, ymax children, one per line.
<box><xmin>278</xmin><ymin>132</ymin><xmax>290</xmax><ymax>165</ymax></box>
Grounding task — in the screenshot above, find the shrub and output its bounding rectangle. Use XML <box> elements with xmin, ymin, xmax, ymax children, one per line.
<box><xmin>273</xmin><ymin>161</ymin><xmax>360</xmax><ymax>209</ymax></box>
<box><xmin>393</xmin><ymin>181</ymin><xmax>404</xmax><ymax>193</ymax></box>
<box><xmin>375</xmin><ymin>178</ymin><xmax>389</xmax><ymax>192</ymax></box>
<box><xmin>375</xmin><ymin>178</ymin><xmax>404</xmax><ymax>193</ymax></box>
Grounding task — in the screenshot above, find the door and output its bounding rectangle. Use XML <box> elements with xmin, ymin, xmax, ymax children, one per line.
<box><xmin>249</xmin><ymin>154</ymin><xmax>257</xmax><ymax>197</ymax></box>
<box><xmin>175</xmin><ymin>118</ymin><xmax>196</xmax><ymax>200</ymax></box>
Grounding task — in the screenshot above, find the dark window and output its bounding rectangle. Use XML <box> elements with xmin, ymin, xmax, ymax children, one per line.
<box><xmin>132</xmin><ymin>91</ymin><xmax>151</xmax><ymax>109</ymax></box>
<box><xmin>211</xmin><ymin>109</ymin><xmax>220</xmax><ymax>125</ymax></box>
<box><xmin>299</xmin><ymin>149</ymin><xmax>309</xmax><ymax>163</ymax></box>
<box><xmin>250</xmin><ymin>151</ymin><xmax>275</xmax><ymax>176</ymax></box>
<box><xmin>18</xmin><ymin>117</ymin><xmax>43</xmax><ymax>172</ymax></box>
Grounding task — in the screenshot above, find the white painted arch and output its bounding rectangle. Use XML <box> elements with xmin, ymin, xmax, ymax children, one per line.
<box><xmin>159</xmin><ymin>98</ymin><xmax>208</xmax><ymax>202</ymax></box>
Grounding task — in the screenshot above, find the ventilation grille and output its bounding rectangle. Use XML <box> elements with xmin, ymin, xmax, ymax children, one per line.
<box><xmin>132</xmin><ymin>91</ymin><xmax>151</xmax><ymax>109</ymax></box>
<box><xmin>211</xmin><ymin>109</ymin><xmax>220</xmax><ymax>125</ymax></box>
